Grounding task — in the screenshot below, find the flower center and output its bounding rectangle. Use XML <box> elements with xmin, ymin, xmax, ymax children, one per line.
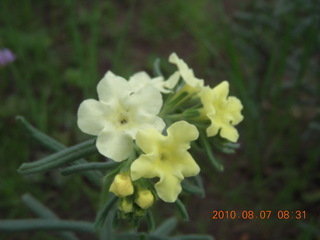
<box><xmin>120</xmin><ymin>118</ymin><xmax>128</xmax><ymax>125</ymax></box>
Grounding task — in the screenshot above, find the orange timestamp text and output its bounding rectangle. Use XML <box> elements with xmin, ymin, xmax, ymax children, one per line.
<box><xmin>212</xmin><ymin>210</ymin><xmax>306</xmax><ymax>220</ymax></box>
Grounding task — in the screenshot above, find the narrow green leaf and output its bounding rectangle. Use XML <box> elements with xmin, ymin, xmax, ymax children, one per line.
<box><xmin>194</xmin><ymin>175</ymin><xmax>205</xmax><ymax>197</ymax></box>
<box><xmin>0</xmin><ymin>219</ymin><xmax>95</xmax><ymax>233</ymax></box>
<box><xmin>16</xmin><ymin>116</ymin><xmax>102</xmax><ymax>185</ymax></box>
<box><xmin>200</xmin><ymin>134</ymin><xmax>224</xmax><ymax>172</ymax></box>
<box><xmin>99</xmin><ymin>208</ymin><xmax>116</xmax><ymax>240</ymax></box>
<box><xmin>95</xmin><ymin>194</ymin><xmax>118</xmax><ymax>229</ymax></box>
<box><xmin>174</xmin><ymin>199</ymin><xmax>189</xmax><ymax>221</ymax></box>
<box><xmin>172</xmin><ymin>235</ymin><xmax>215</xmax><ymax>240</ymax></box>
<box><xmin>146</xmin><ymin>210</ymin><xmax>155</xmax><ymax>233</ymax></box>
<box><xmin>61</xmin><ymin>162</ymin><xmax>118</xmax><ymax>176</ymax></box>
<box><xmin>21</xmin><ymin>193</ymin><xmax>79</xmax><ymax>240</ymax></box>
<box><xmin>18</xmin><ymin>139</ymin><xmax>97</xmax><ymax>175</ymax></box>
<box><xmin>181</xmin><ymin>179</ymin><xmax>204</xmax><ymax>197</ymax></box>
<box><xmin>116</xmin><ymin>233</ymin><xmax>146</xmax><ymax>240</ymax></box>
<box><xmin>16</xmin><ymin>116</ymin><xmax>65</xmax><ymax>151</ymax></box>
<box><xmin>153</xmin><ymin>58</ymin><xmax>163</xmax><ymax>77</ymax></box>
<box><xmin>149</xmin><ymin>235</ymin><xmax>172</xmax><ymax>240</ymax></box>
<box><xmin>153</xmin><ymin>217</ymin><xmax>177</xmax><ymax>236</ymax></box>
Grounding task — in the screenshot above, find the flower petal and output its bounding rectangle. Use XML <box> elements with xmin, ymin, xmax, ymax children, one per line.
<box><xmin>131</xmin><ymin>154</ymin><xmax>159</xmax><ymax>180</ymax></box>
<box><xmin>163</xmin><ymin>71</ymin><xmax>180</xmax><ymax>90</ymax></box>
<box><xmin>129</xmin><ymin>71</ymin><xmax>151</xmax><ymax>91</ymax></box>
<box><xmin>169</xmin><ymin>52</ymin><xmax>204</xmax><ymax>89</ymax></box>
<box><xmin>77</xmin><ymin>99</ymin><xmax>112</xmax><ymax>135</ymax></box>
<box><xmin>155</xmin><ymin>174</ymin><xmax>183</xmax><ymax>202</ymax></box>
<box><xmin>178</xmin><ymin>152</ymin><xmax>200</xmax><ymax>177</ymax></box>
<box><xmin>96</xmin><ymin>124</ymin><xmax>133</xmax><ymax>161</ymax></box>
<box><xmin>167</xmin><ymin>121</ymin><xmax>199</xmax><ymax>149</ymax></box>
<box><xmin>213</xmin><ymin>81</ymin><xmax>229</xmax><ymax>99</ymax></box>
<box><xmin>135</xmin><ymin>128</ymin><xmax>166</xmax><ymax>154</ymax></box>
<box><xmin>126</xmin><ymin>85</ymin><xmax>163</xmax><ymax>115</ymax></box>
<box><xmin>97</xmin><ymin>72</ymin><xmax>132</xmax><ymax>103</ymax></box>
<box><xmin>220</xmin><ymin>124</ymin><xmax>239</xmax><ymax>143</ymax></box>
<box><xmin>227</xmin><ymin>96</ymin><xmax>244</xmax><ymax>125</ymax></box>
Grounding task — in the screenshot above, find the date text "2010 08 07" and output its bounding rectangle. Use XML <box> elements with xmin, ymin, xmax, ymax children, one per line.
<box><xmin>212</xmin><ymin>210</ymin><xmax>306</xmax><ymax>220</ymax></box>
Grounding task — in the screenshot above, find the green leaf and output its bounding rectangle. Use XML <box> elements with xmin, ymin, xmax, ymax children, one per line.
<box><xmin>200</xmin><ymin>133</ymin><xmax>224</xmax><ymax>172</ymax></box>
<box><xmin>146</xmin><ymin>210</ymin><xmax>155</xmax><ymax>233</ymax></box>
<box><xmin>95</xmin><ymin>194</ymin><xmax>118</xmax><ymax>229</ymax></box>
<box><xmin>18</xmin><ymin>139</ymin><xmax>98</xmax><ymax>175</ymax></box>
<box><xmin>99</xmin><ymin>208</ymin><xmax>116</xmax><ymax>240</ymax></box>
<box><xmin>153</xmin><ymin>217</ymin><xmax>177</xmax><ymax>236</ymax></box>
<box><xmin>0</xmin><ymin>219</ymin><xmax>95</xmax><ymax>233</ymax></box>
<box><xmin>181</xmin><ymin>179</ymin><xmax>205</xmax><ymax>197</ymax></box>
<box><xmin>116</xmin><ymin>233</ymin><xmax>147</xmax><ymax>240</ymax></box>
<box><xmin>174</xmin><ymin>199</ymin><xmax>189</xmax><ymax>221</ymax></box>
<box><xmin>16</xmin><ymin>116</ymin><xmax>102</xmax><ymax>186</ymax></box>
<box><xmin>211</xmin><ymin>137</ymin><xmax>240</xmax><ymax>154</ymax></box>
<box><xmin>16</xmin><ymin>115</ymin><xmax>65</xmax><ymax>151</ymax></box>
<box><xmin>172</xmin><ymin>235</ymin><xmax>215</xmax><ymax>240</ymax></box>
<box><xmin>21</xmin><ymin>193</ymin><xmax>79</xmax><ymax>240</ymax></box>
<box><xmin>61</xmin><ymin>161</ymin><xmax>119</xmax><ymax>176</ymax></box>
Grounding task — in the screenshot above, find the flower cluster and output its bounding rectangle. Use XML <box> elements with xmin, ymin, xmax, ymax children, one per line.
<box><xmin>77</xmin><ymin>53</ymin><xmax>243</xmax><ymax>217</ymax></box>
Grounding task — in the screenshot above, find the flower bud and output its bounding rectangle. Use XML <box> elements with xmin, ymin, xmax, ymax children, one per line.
<box><xmin>135</xmin><ymin>189</ymin><xmax>154</xmax><ymax>209</ymax></box>
<box><xmin>118</xmin><ymin>198</ymin><xmax>133</xmax><ymax>213</ymax></box>
<box><xmin>109</xmin><ymin>173</ymin><xmax>134</xmax><ymax>198</ymax></box>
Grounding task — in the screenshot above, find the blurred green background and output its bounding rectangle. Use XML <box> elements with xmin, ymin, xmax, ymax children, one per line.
<box><xmin>1</xmin><ymin>0</ymin><xmax>319</xmax><ymax>239</ymax></box>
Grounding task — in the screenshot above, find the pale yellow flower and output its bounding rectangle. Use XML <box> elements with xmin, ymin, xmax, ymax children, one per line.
<box><xmin>169</xmin><ymin>53</ymin><xmax>204</xmax><ymax>92</ymax></box>
<box><xmin>77</xmin><ymin>71</ymin><xmax>165</xmax><ymax>161</ymax></box>
<box><xmin>109</xmin><ymin>173</ymin><xmax>134</xmax><ymax>198</ymax></box>
<box><xmin>200</xmin><ymin>81</ymin><xmax>243</xmax><ymax>142</ymax></box>
<box><xmin>129</xmin><ymin>71</ymin><xmax>179</xmax><ymax>94</ymax></box>
<box><xmin>131</xmin><ymin>121</ymin><xmax>200</xmax><ymax>203</ymax></box>
<box><xmin>135</xmin><ymin>189</ymin><xmax>154</xmax><ymax>209</ymax></box>
<box><xmin>118</xmin><ymin>198</ymin><xmax>133</xmax><ymax>213</ymax></box>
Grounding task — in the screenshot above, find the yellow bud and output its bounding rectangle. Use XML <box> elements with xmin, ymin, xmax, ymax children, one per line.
<box><xmin>135</xmin><ymin>189</ymin><xmax>154</xmax><ymax>209</ymax></box>
<box><xmin>118</xmin><ymin>198</ymin><xmax>133</xmax><ymax>213</ymax></box>
<box><xmin>109</xmin><ymin>173</ymin><xmax>134</xmax><ymax>198</ymax></box>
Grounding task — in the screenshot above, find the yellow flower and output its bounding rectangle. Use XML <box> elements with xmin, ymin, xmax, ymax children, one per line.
<box><xmin>135</xmin><ymin>189</ymin><xmax>154</xmax><ymax>209</ymax></box>
<box><xmin>109</xmin><ymin>173</ymin><xmax>134</xmax><ymax>198</ymax></box>
<box><xmin>77</xmin><ymin>71</ymin><xmax>165</xmax><ymax>161</ymax></box>
<box><xmin>130</xmin><ymin>121</ymin><xmax>200</xmax><ymax>203</ymax></box>
<box><xmin>199</xmin><ymin>81</ymin><xmax>243</xmax><ymax>142</ymax></box>
<box><xmin>169</xmin><ymin>53</ymin><xmax>204</xmax><ymax>92</ymax></box>
<box><xmin>118</xmin><ymin>198</ymin><xmax>133</xmax><ymax>213</ymax></box>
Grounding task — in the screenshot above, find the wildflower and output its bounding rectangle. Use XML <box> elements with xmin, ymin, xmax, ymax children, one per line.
<box><xmin>135</xmin><ymin>189</ymin><xmax>154</xmax><ymax>209</ymax></box>
<box><xmin>129</xmin><ymin>71</ymin><xmax>180</xmax><ymax>93</ymax></box>
<box><xmin>199</xmin><ymin>81</ymin><xmax>243</xmax><ymax>142</ymax></box>
<box><xmin>169</xmin><ymin>53</ymin><xmax>204</xmax><ymax>92</ymax></box>
<box><xmin>0</xmin><ymin>48</ymin><xmax>16</xmax><ymax>66</ymax></box>
<box><xmin>131</xmin><ymin>121</ymin><xmax>200</xmax><ymax>203</ymax></box>
<box><xmin>77</xmin><ymin>71</ymin><xmax>165</xmax><ymax>161</ymax></box>
<box><xmin>109</xmin><ymin>173</ymin><xmax>134</xmax><ymax>198</ymax></box>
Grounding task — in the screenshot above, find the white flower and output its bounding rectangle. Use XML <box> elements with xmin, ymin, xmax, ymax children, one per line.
<box><xmin>169</xmin><ymin>53</ymin><xmax>204</xmax><ymax>91</ymax></box>
<box><xmin>77</xmin><ymin>71</ymin><xmax>165</xmax><ymax>162</ymax></box>
<box><xmin>128</xmin><ymin>71</ymin><xmax>179</xmax><ymax>94</ymax></box>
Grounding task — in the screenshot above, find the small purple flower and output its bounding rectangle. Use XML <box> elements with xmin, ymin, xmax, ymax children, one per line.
<box><xmin>0</xmin><ymin>48</ymin><xmax>16</xmax><ymax>66</ymax></box>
